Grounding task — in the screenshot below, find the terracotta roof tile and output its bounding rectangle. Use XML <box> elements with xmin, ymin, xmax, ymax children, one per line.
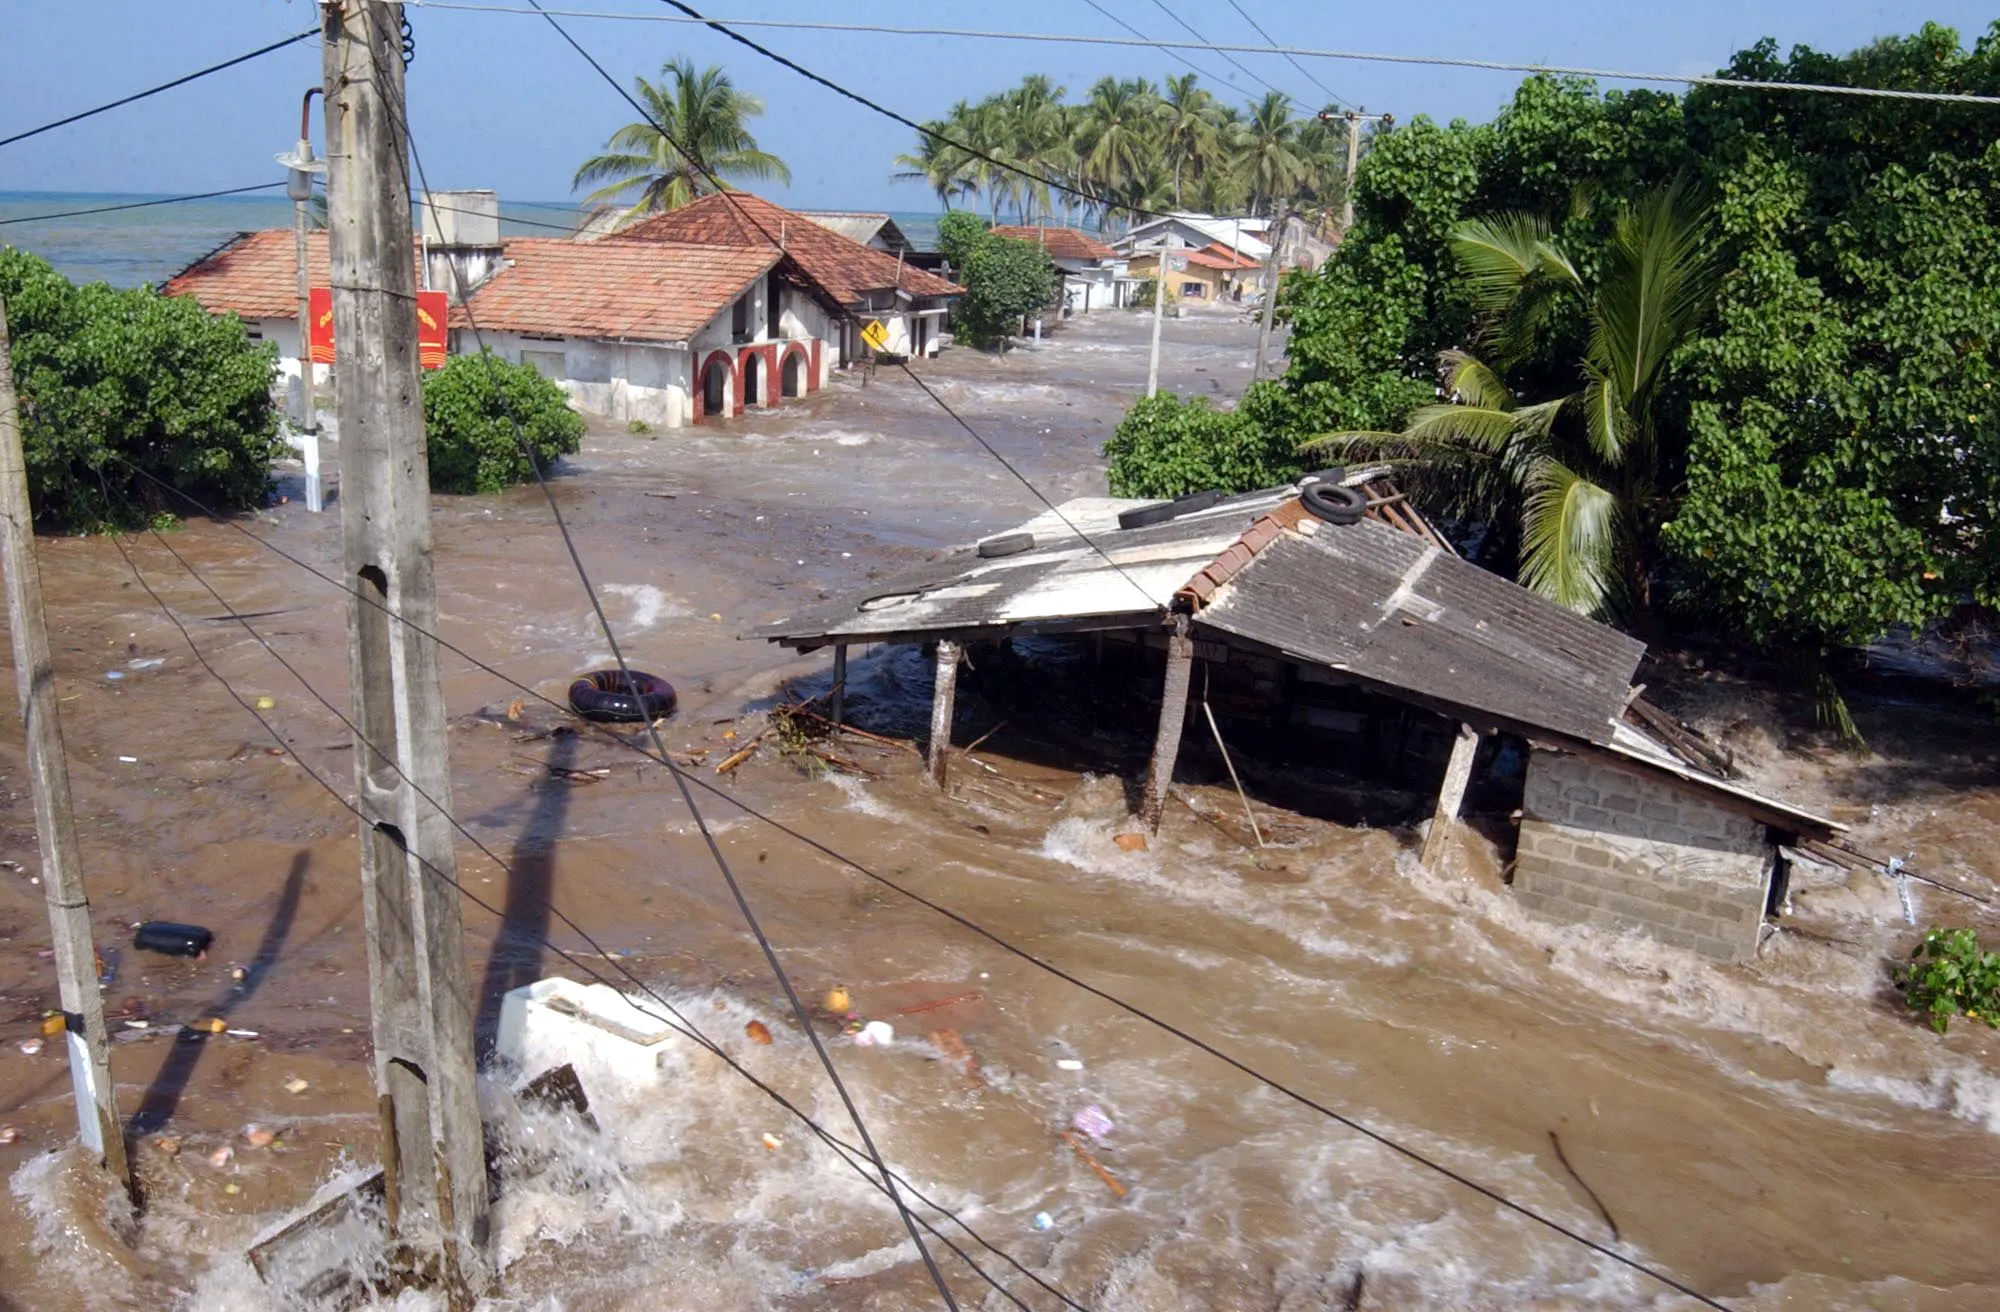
<box><xmin>450</xmin><ymin>238</ymin><xmax>777</xmax><ymax>342</ymax></box>
<box><xmin>621</xmin><ymin>193</ymin><xmax>961</xmax><ymax>303</ymax></box>
<box><xmin>989</xmin><ymin>225</ymin><xmax>1119</xmax><ymax>263</ymax></box>
<box><xmin>163</xmin><ymin>229</ymin><xmax>329</xmax><ymax>319</ymax></box>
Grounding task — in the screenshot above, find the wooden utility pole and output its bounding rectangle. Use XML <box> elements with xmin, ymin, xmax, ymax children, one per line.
<box><xmin>1253</xmin><ymin>201</ymin><xmax>1286</xmax><ymax>381</ymax></box>
<box><xmin>1332</xmin><ymin>109</ymin><xmax>1393</xmax><ymax>231</ymax></box>
<box><xmin>1140</xmin><ymin>619</ymin><xmax>1196</xmax><ymax>832</ymax></box>
<box><xmin>1145</xmin><ymin>234</ymin><xmax>1178</xmax><ymax>398</ymax></box>
<box><xmin>0</xmin><ymin>297</ymin><xmax>130</xmax><ymax>1192</ymax></box>
<box><xmin>926</xmin><ymin>640</ymin><xmax>960</xmax><ymax>787</ymax></box>
<box><xmin>322</xmin><ymin>0</ymin><xmax>488</xmax><ymax>1287</ymax></box>
<box><xmin>1420</xmin><ymin>723</ymin><xmax>1481</xmax><ymax>871</ymax></box>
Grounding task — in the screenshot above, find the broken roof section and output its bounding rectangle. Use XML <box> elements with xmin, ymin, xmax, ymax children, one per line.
<box><xmin>757</xmin><ymin>476</ymin><xmax>1644</xmax><ymax>747</ymax></box>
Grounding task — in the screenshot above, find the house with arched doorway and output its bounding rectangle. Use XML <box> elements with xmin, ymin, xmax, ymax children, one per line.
<box><xmin>619</xmin><ymin>192</ymin><xmax>962</xmax><ymax>364</ymax></box>
<box><xmin>447</xmin><ymin>237</ymin><xmax>845</xmax><ymax>428</ymax></box>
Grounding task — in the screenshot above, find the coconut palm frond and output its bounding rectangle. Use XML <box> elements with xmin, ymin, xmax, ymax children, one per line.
<box><xmin>1440</xmin><ymin>349</ymin><xmax>1514</xmax><ymax>410</ymax></box>
<box><xmin>1589</xmin><ymin>180</ymin><xmax>1721</xmax><ymax>406</ymax></box>
<box><xmin>1520</xmin><ymin>459</ymin><xmax>1622</xmax><ymax>616</ymax></box>
<box><xmin>1448</xmin><ymin>214</ymin><xmax>1560</xmax><ymax>312</ymax></box>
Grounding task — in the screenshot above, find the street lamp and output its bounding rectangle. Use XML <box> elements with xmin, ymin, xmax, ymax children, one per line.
<box><xmin>275</xmin><ymin>88</ymin><xmax>326</xmax><ymax>511</ymax></box>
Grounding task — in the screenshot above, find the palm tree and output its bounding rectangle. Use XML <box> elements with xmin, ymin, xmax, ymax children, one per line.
<box><xmin>572</xmin><ymin>57</ymin><xmax>789</xmax><ymax>225</ymax></box>
<box><xmin>893</xmin><ymin>121</ymin><xmax>973</xmax><ymax>209</ymax></box>
<box><xmin>1240</xmin><ymin>92</ymin><xmax>1306</xmax><ymax>216</ymax></box>
<box><xmin>1159</xmin><ymin>73</ymin><xmax>1219</xmax><ymax>206</ymax></box>
<box><xmin>1309</xmin><ymin>185</ymin><xmax>1723</xmax><ymax>627</ymax></box>
<box><xmin>1074</xmin><ymin>77</ymin><xmax>1160</xmax><ymax>214</ymax></box>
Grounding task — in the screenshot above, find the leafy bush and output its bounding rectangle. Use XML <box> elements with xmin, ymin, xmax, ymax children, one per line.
<box><xmin>1900</xmin><ymin>926</ymin><xmax>2000</xmax><ymax>1034</ymax></box>
<box><xmin>937</xmin><ymin>214</ymin><xmax>1060</xmax><ymax>349</ymax></box>
<box><xmin>1</xmin><ymin>248</ymin><xmax>281</xmax><ymax>530</ymax></box>
<box><xmin>1104</xmin><ymin>385</ymin><xmax>1307</xmax><ymax>498</ymax></box>
<box><xmin>422</xmin><ymin>351</ymin><xmax>583</xmax><ymax>494</ymax></box>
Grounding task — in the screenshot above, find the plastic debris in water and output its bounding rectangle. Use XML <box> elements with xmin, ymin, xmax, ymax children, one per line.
<box><xmin>823</xmin><ymin>985</ymin><xmax>851</xmax><ymax>1014</ymax></box>
<box><xmin>761</xmin><ymin>1132</ymin><xmax>783</xmax><ymax>1152</ymax></box>
<box><xmin>104</xmin><ymin>671</ymin><xmax>125</xmax><ymax>681</ymax></box>
<box><xmin>283</xmin><ymin>1078</ymin><xmax>309</xmax><ymax>1095</ymax></box>
<box><xmin>128</xmin><ymin>658</ymin><xmax>165</xmax><ymax>670</ymax></box>
<box><xmin>208</xmin><ymin>1146</ymin><xmax>234</xmax><ymax>1169</ymax></box>
<box><xmin>254</xmin><ymin>696</ymin><xmax>276</xmax><ymax>711</ymax></box>
<box><xmin>745</xmin><ymin>1020</ymin><xmax>773</xmax><ymax>1046</ymax></box>
<box><xmin>1032</xmin><ymin>1211</ymin><xmax>1054</xmax><ymax>1231</ymax></box>
<box><xmin>1071</xmin><ymin>1104</ymin><xmax>1114</xmax><ymax>1139</ymax></box>
<box><xmin>853</xmin><ymin>1020</ymin><xmax>895</xmax><ymax>1048</ymax></box>
<box><xmin>1056</xmin><ymin>1059</ymin><xmax>1084</xmax><ymax>1072</ymax></box>
<box><xmin>0</xmin><ymin>1126</ymin><xmax>19</xmax><ymax>1146</ymax></box>
<box><xmin>244</xmin><ymin>1126</ymin><xmax>277</xmax><ymax>1148</ymax></box>
<box><xmin>16</xmin><ymin>1039</ymin><xmax>42</xmax><ymax>1056</ymax></box>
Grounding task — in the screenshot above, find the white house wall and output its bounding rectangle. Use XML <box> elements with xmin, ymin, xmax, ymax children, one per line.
<box><xmin>474</xmin><ymin>330</ymin><xmax>691</xmax><ymax>429</ymax></box>
<box><xmin>242</xmin><ymin>317</ymin><xmax>330</xmax><ymax>426</ymax></box>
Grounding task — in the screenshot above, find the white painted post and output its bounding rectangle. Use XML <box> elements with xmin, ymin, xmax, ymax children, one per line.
<box><xmin>926</xmin><ymin>640</ymin><xmax>960</xmax><ymax>788</ymax></box>
<box><xmin>1421</xmin><ymin>723</ymin><xmax>1481</xmax><ymax>871</ymax></box>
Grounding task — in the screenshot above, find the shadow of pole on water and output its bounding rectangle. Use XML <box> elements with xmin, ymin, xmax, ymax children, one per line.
<box><xmin>473</xmin><ymin>732</ymin><xmax>575</xmax><ymax>1054</ymax></box>
<box><xmin>127</xmin><ymin>850</ymin><xmax>307</xmax><ymax>1138</ymax></box>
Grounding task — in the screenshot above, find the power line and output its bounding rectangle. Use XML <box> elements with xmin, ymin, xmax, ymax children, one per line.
<box><xmin>397</xmin><ymin>2</ymin><xmax>2000</xmax><ymax>107</ymax></box>
<box><xmin>115</xmin><ymin>458</ymin><xmax>1731</xmax><ymax>1312</ymax></box>
<box><xmin>1220</xmin><ymin>0</ymin><xmax>1348</xmax><ymax>107</ymax></box>
<box><xmin>0</xmin><ymin>28</ymin><xmax>319</xmax><ymax>150</ymax></box>
<box><xmin>1078</xmin><ymin>0</ymin><xmax>1253</xmax><ymax>101</ymax></box>
<box><xmin>1142</xmin><ymin>0</ymin><xmax>1289</xmax><ymax>102</ymax></box>
<box><xmin>370</xmin><ymin>20</ymin><xmax>961</xmax><ymax>1307</ymax></box>
<box><xmin>0</xmin><ymin>183</ymin><xmax>288</xmax><ymax>228</ymax></box>
<box><xmin>99</xmin><ymin>522</ymin><xmax>1078</xmax><ymax>1312</ymax></box>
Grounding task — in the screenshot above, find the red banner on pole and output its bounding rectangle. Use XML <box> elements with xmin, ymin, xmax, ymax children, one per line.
<box><xmin>306</xmin><ymin>288</ymin><xmax>449</xmax><ymax>370</ymax></box>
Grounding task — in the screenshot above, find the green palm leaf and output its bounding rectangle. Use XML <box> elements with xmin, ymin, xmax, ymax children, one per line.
<box><xmin>1520</xmin><ymin>459</ymin><xmax>1622</xmax><ymax>616</ymax></box>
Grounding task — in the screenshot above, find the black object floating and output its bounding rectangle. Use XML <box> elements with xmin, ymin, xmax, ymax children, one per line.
<box><xmin>133</xmin><ymin>921</ymin><xmax>213</xmax><ymax>957</ymax></box>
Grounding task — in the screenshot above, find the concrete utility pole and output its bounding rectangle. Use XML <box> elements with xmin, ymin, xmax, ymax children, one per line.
<box><xmin>1326</xmin><ymin>109</ymin><xmax>1394</xmax><ymax>231</ymax></box>
<box><xmin>0</xmin><ymin>297</ymin><xmax>131</xmax><ymax>1193</ymax></box>
<box><xmin>322</xmin><ymin>0</ymin><xmax>488</xmax><ymax>1289</ymax></box>
<box><xmin>1253</xmin><ymin>201</ymin><xmax>1286</xmax><ymax>381</ymax></box>
<box><xmin>1145</xmin><ymin>233</ymin><xmax>1179</xmax><ymax>398</ymax></box>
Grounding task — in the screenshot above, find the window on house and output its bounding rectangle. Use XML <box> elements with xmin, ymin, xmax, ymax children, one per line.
<box><xmin>1181</xmin><ymin>281</ymin><xmax>1207</xmax><ymax>299</ymax></box>
<box><xmin>731</xmin><ymin>294</ymin><xmax>751</xmax><ymax>342</ymax></box>
<box><xmin>521</xmin><ymin>350</ymin><xmax>567</xmax><ymax>380</ymax></box>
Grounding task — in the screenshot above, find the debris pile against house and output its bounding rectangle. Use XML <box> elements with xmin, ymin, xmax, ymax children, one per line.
<box><xmin>758</xmin><ymin>472</ymin><xmax>1841</xmax><ymax>963</ymax></box>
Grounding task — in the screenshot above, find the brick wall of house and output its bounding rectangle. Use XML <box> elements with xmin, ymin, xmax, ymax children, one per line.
<box><xmin>1513</xmin><ymin>750</ymin><xmax>1773</xmax><ymax>962</ymax></box>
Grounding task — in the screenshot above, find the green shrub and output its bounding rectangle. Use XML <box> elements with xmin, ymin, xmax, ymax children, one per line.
<box><xmin>422</xmin><ymin>351</ymin><xmax>583</xmax><ymax>494</ymax></box>
<box><xmin>626</xmin><ymin>418</ymin><xmax>653</xmax><ymax>436</ymax></box>
<box><xmin>1103</xmin><ymin>385</ymin><xmax>1307</xmax><ymax>498</ymax></box>
<box><xmin>937</xmin><ymin>214</ymin><xmax>1060</xmax><ymax>349</ymax></box>
<box><xmin>1</xmin><ymin>247</ymin><xmax>281</xmax><ymax>531</ymax></box>
<box><xmin>1900</xmin><ymin>927</ymin><xmax>2000</xmax><ymax>1034</ymax></box>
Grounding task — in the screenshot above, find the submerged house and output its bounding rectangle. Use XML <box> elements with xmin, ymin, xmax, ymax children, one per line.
<box><xmin>619</xmin><ymin>193</ymin><xmax>962</xmax><ymax>362</ymax></box>
<box><xmin>757</xmin><ymin>476</ymin><xmax>1840</xmax><ymax>963</ymax></box>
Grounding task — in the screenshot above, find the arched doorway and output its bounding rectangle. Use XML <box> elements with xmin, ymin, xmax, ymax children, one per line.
<box><xmin>701</xmin><ymin>354</ymin><xmax>730</xmax><ymax>419</ymax></box>
<box><xmin>742</xmin><ymin>352</ymin><xmax>762</xmax><ymax>408</ymax></box>
<box><xmin>781</xmin><ymin>351</ymin><xmax>804</xmax><ymax>399</ymax></box>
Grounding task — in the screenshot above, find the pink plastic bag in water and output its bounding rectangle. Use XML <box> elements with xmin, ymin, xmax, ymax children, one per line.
<box><xmin>1071</xmin><ymin>1104</ymin><xmax>1114</xmax><ymax>1139</ymax></box>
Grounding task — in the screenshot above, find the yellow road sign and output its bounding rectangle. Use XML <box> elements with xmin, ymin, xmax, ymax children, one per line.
<box><xmin>861</xmin><ymin>318</ymin><xmax>890</xmax><ymax>352</ymax></box>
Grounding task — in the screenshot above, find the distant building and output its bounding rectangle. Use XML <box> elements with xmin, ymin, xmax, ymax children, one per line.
<box><xmin>797</xmin><ymin>211</ymin><xmax>916</xmax><ymax>256</ymax></box>
<box><xmin>161</xmin><ymin>229</ymin><xmax>338</xmax><ymax>423</ymax></box>
<box><xmin>620</xmin><ymin>193</ymin><xmax>962</xmax><ymax>361</ymax></box>
<box><xmin>990</xmin><ymin>225</ymin><xmax>1124</xmax><ymax>315</ymax></box>
<box><xmin>1116</xmin><ymin>213</ymin><xmax>1272</xmax><ymax>267</ymax></box>
<box><xmin>1124</xmin><ymin>241</ymin><xmax>1261</xmax><ymax>304</ymax></box>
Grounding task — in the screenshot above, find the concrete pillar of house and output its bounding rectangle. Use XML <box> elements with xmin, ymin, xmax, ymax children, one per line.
<box><xmin>1420</xmin><ymin>723</ymin><xmax>1481</xmax><ymax>871</ymax></box>
<box><xmin>926</xmin><ymin>640</ymin><xmax>960</xmax><ymax>788</ymax></box>
<box><xmin>1139</xmin><ymin>622</ymin><xmax>1196</xmax><ymax>832</ymax></box>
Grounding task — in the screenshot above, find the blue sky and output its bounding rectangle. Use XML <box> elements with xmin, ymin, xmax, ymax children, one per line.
<box><xmin>1</xmin><ymin>1</ymin><xmax>1990</xmax><ymax>210</ymax></box>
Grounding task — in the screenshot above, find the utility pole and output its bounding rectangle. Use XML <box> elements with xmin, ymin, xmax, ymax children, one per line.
<box><xmin>1146</xmin><ymin>233</ymin><xmax>1179</xmax><ymax>398</ymax></box>
<box><xmin>322</xmin><ymin>0</ymin><xmax>488</xmax><ymax>1291</ymax></box>
<box><xmin>279</xmin><ymin>89</ymin><xmax>326</xmax><ymax>513</ymax></box>
<box><xmin>1253</xmin><ymin>201</ymin><xmax>1286</xmax><ymax>381</ymax></box>
<box><xmin>1326</xmin><ymin>108</ymin><xmax>1393</xmax><ymax>232</ymax></box>
<box><xmin>0</xmin><ymin>297</ymin><xmax>130</xmax><ymax>1194</ymax></box>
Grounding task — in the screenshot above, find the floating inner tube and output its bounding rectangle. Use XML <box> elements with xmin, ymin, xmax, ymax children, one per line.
<box><xmin>1300</xmin><ymin>481</ymin><xmax>1369</xmax><ymax>526</ymax></box>
<box><xmin>569</xmin><ymin>669</ymin><xmax>677</xmax><ymax>723</ymax></box>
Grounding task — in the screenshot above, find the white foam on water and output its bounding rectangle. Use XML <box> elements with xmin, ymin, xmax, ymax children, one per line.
<box><xmin>600</xmin><ymin>583</ymin><xmax>687</xmax><ymax>630</ymax></box>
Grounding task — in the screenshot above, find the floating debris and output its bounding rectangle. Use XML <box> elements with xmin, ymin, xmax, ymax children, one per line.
<box><xmin>745</xmin><ymin>1020</ymin><xmax>773</xmax><ymax>1046</ymax></box>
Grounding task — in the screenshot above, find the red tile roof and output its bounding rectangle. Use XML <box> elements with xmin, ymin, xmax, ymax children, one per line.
<box><xmin>1188</xmin><ymin>242</ymin><xmax>1261</xmax><ymax>270</ymax></box>
<box><xmin>451</xmin><ymin>238</ymin><xmax>778</xmax><ymax>342</ymax></box>
<box><xmin>621</xmin><ymin>192</ymin><xmax>961</xmax><ymax>303</ymax></box>
<box><xmin>163</xmin><ymin>229</ymin><xmax>328</xmax><ymax>319</ymax></box>
<box><xmin>990</xmin><ymin>225</ymin><xmax>1118</xmax><ymax>263</ymax></box>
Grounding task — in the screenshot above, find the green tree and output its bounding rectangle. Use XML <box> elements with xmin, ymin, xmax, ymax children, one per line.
<box><xmin>1105</xmin><ymin>388</ymin><xmax>1304</xmax><ymax>497</ymax></box>
<box><xmin>953</xmin><ymin>230</ymin><xmax>1061</xmax><ymax>349</ymax></box>
<box><xmin>1</xmin><ymin>248</ymin><xmax>280</xmax><ymax>530</ymax></box>
<box><xmin>422</xmin><ymin>352</ymin><xmax>584</xmax><ymax>495</ymax></box>
<box><xmin>572</xmin><ymin>57</ymin><xmax>789</xmax><ymax>225</ymax></box>
<box><xmin>1316</xmin><ymin>186</ymin><xmax>1724</xmax><ymax>624</ymax></box>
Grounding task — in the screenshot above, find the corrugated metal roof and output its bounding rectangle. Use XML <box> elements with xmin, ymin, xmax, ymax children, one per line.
<box><xmin>1194</xmin><ymin>520</ymin><xmax>1644</xmax><ymax>744</ymax></box>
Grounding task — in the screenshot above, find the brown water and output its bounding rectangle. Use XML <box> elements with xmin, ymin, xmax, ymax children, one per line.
<box><xmin>1</xmin><ymin>309</ymin><xmax>1997</xmax><ymax>1311</ymax></box>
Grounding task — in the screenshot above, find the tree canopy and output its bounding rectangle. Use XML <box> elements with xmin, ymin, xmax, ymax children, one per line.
<box><xmin>1113</xmin><ymin>21</ymin><xmax>2000</xmax><ymax>672</ymax></box>
<box><xmin>573</xmin><ymin>57</ymin><xmax>789</xmax><ymax>227</ymax></box>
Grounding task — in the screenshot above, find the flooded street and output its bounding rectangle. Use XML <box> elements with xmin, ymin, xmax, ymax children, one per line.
<box><xmin>1</xmin><ymin>307</ymin><xmax>1997</xmax><ymax>1311</ymax></box>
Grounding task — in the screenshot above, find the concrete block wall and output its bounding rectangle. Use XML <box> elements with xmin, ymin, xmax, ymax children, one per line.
<box><xmin>1513</xmin><ymin>750</ymin><xmax>1773</xmax><ymax>962</ymax></box>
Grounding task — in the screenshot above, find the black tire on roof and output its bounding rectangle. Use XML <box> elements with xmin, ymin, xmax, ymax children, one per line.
<box><xmin>1116</xmin><ymin>488</ymin><xmax>1226</xmax><ymax>531</ymax></box>
<box><xmin>976</xmin><ymin>531</ymin><xmax>1037</xmax><ymax>558</ymax></box>
<box><xmin>1300</xmin><ymin>481</ymin><xmax>1369</xmax><ymax>526</ymax></box>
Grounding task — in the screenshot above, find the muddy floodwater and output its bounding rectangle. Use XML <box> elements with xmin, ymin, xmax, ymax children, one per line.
<box><xmin>1</xmin><ymin>308</ymin><xmax>1997</xmax><ymax>1311</ymax></box>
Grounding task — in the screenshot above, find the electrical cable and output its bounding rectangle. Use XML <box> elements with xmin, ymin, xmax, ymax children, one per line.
<box><xmin>1219</xmin><ymin>0</ymin><xmax>1348</xmax><ymax>107</ymax></box>
<box><xmin>1077</xmin><ymin>0</ymin><xmax>1252</xmax><ymax>101</ymax></box>
<box><xmin>1141</xmin><ymin>0</ymin><xmax>1287</xmax><ymax>101</ymax></box>
<box><xmin>111</xmin><ymin>458</ymin><xmax>1732</xmax><ymax>1311</ymax></box>
<box><xmin>395</xmin><ymin>2</ymin><xmax>2000</xmax><ymax>107</ymax></box>
<box><xmin>364</xmin><ymin>18</ymin><xmax>960</xmax><ymax>1307</ymax></box>
<box><xmin>0</xmin><ymin>28</ymin><xmax>319</xmax><ymax>150</ymax></box>
<box><xmin>110</xmin><ymin>513</ymin><xmax>1084</xmax><ymax>1312</ymax></box>
<box><xmin>97</xmin><ymin>521</ymin><xmax>1078</xmax><ymax>1312</ymax></box>
<box><xmin>0</xmin><ymin>183</ymin><xmax>288</xmax><ymax>228</ymax></box>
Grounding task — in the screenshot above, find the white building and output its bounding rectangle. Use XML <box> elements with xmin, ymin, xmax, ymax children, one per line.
<box><xmin>989</xmin><ymin>225</ymin><xmax>1125</xmax><ymax>314</ymax></box>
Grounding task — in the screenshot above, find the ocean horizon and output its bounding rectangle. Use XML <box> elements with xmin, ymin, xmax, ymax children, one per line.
<box><xmin>0</xmin><ymin>190</ymin><xmax>954</xmax><ymax>289</ymax></box>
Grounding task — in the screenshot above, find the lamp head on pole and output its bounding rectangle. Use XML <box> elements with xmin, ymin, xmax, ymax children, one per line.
<box><xmin>279</xmin><ymin>87</ymin><xmax>325</xmax><ymax>204</ymax></box>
